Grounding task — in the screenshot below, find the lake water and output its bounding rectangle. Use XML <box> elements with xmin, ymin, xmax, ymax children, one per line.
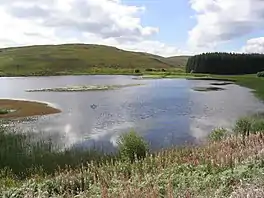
<box><xmin>1</xmin><ymin>75</ymin><xmax>264</xmax><ymax>151</ymax></box>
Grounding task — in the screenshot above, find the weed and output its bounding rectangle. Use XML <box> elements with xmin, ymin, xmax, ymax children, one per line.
<box><xmin>117</xmin><ymin>131</ymin><xmax>149</xmax><ymax>162</ymax></box>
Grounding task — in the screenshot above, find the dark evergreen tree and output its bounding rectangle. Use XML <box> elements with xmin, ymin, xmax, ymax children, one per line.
<box><xmin>186</xmin><ymin>53</ymin><xmax>264</xmax><ymax>75</ymax></box>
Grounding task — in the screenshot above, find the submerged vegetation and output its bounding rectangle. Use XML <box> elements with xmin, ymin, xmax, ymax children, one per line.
<box><xmin>26</xmin><ymin>84</ymin><xmax>143</xmax><ymax>92</ymax></box>
<box><xmin>192</xmin><ymin>86</ymin><xmax>225</xmax><ymax>92</ymax></box>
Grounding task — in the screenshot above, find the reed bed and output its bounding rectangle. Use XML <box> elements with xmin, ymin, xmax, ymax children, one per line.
<box><xmin>1</xmin><ymin>117</ymin><xmax>264</xmax><ymax>197</ymax></box>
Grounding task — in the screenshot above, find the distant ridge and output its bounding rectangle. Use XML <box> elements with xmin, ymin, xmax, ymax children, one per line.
<box><xmin>0</xmin><ymin>44</ymin><xmax>190</xmax><ymax>76</ymax></box>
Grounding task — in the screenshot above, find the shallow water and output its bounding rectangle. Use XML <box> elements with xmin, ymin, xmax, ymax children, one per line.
<box><xmin>1</xmin><ymin>75</ymin><xmax>264</xmax><ymax>151</ymax></box>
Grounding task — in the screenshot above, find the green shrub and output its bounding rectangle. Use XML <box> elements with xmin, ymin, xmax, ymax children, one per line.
<box><xmin>117</xmin><ymin>131</ymin><xmax>148</xmax><ymax>162</ymax></box>
<box><xmin>208</xmin><ymin>128</ymin><xmax>228</xmax><ymax>141</ymax></box>
<box><xmin>257</xmin><ymin>71</ymin><xmax>264</xmax><ymax>77</ymax></box>
<box><xmin>234</xmin><ymin>117</ymin><xmax>253</xmax><ymax>136</ymax></box>
<box><xmin>0</xmin><ymin>109</ymin><xmax>9</xmax><ymax>115</ymax></box>
<box><xmin>134</xmin><ymin>69</ymin><xmax>140</xmax><ymax>73</ymax></box>
<box><xmin>250</xmin><ymin>119</ymin><xmax>264</xmax><ymax>133</ymax></box>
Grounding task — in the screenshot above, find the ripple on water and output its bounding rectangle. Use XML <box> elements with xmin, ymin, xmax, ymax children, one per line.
<box><xmin>1</xmin><ymin>76</ymin><xmax>264</xmax><ymax>151</ymax></box>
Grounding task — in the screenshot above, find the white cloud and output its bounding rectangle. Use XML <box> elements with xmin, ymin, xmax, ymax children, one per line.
<box><xmin>0</xmin><ymin>0</ymin><xmax>184</xmax><ymax>56</ymax></box>
<box><xmin>241</xmin><ymin>37</ymin><xmax>264</xmax><ymax>54</ymax></box>
<box><xmin>189</xmin><ymin>0</ymin><xmax>264</xmax><ymax>50</ymax></box>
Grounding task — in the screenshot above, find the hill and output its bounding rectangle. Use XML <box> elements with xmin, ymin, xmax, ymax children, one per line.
<box><xmin>165</xmin><ymin>56</ymin><xmax>190</xmax><ymax>67</ymax></box>
<box><xmin>0</xmin><ymin>44</ymin><xmax>188</xmax><ymax>76</ymax></box>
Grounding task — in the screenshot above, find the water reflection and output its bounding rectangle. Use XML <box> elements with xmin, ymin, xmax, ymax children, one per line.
<box><xmin>0</xmin><ymin>75</ymin><xmax>264</xmax><ymax>151</ymax></box>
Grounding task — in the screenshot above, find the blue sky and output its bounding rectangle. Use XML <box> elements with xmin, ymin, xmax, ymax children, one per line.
<box><xmin>125</xmin><ymin>0</ymin><xmax>194</xmax><ymax>47</ymax></box>
<box><xmin>0</xmin><ymin>0</ymin><xmax>264</xmax><ymax>56</ymax></box>
<box><xmin>124</xmin><ymin>0</ymin><xmax>264</xmax><ymax>54</ymax></box>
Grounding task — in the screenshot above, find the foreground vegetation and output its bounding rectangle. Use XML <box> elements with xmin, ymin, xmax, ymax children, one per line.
<box><xmin>1</xmin><ymin>115</ymin><xmax>264</xmax><ymax>197</ymax></box>
<box><xmin>0</xmin><ymin>44</ymin><xmax>188</xmax><ymax>76</ymax></box>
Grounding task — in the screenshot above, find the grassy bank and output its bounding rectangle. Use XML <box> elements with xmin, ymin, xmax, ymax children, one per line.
<box><xmin>1</xmin><ymin>116</ymin><xmax>264</xmax><ymax>197</ymax></box>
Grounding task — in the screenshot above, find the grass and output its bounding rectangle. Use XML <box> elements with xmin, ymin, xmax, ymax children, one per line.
<box><xmin>0</xmin><ymin>99</ymin><xmax>61</xmax><ymax>118</ymax></box>
<box><xmin>26</xmin><ymin>84</ymin><xmax>143</xmax><ymax>92</ymax></box>
<box><xmin>0</xmin><ymin>44</ymin><xmax>188</xmax><ymax>76</ymax></box>
<box><xmin>1</xmin><ymin>123</ymin><xmax>264</xmax><ymax>197</ymax></box>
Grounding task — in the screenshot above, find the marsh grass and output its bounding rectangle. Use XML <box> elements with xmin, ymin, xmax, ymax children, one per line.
<box><xmin>1</xmin><ymin>132</ymin><xmax>264</xmax><ymax>197</ymax></box>
<box><xmin>234</xmin><ymin>116</ymin><xmax>264</xmax><ymax>136</ymax></box>
<box><xmin>0</xmin><ymin>125</ymin><xmax>114</xmax><ymax>179</ymax></box>
<box><xmin>2</xmin><ymin>118</ymin><xmax>264</xmax><ymax>197</ymax></box>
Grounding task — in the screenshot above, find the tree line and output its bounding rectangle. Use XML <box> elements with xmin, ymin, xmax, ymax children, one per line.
<box><xmin>186</xmin><ymin>52</ymin><xmax>264</xmax><ymax>75</ymax></box>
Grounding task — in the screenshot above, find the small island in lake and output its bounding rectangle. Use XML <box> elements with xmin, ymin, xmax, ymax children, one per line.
<box><xmin>26</xmin><ymin>84</ymin><xmax>143</xmax><ymax>92</ymax></box>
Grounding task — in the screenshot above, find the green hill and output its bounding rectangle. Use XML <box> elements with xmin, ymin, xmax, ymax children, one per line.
<box><xmin>0</xmin><ymin>44</ymin><xmax>188</xmax><ymax>76</ymax></box>
<box><xmin>165</xmin><ymin>56</ymin><xmax>190</xmax><ymax>67</ymax></box>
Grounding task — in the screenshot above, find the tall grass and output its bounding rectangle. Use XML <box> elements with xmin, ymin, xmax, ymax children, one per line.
<box><xmin>2</xmin><ymin>132</ymin><xmax>264</xmax><ymax>197</ymax></box>
<box><xmin>234</xmin><ymin>116</ymin><xmax>264</xmax><ymax>136</ymax></box>
<box><xmin>0</xmin><ymin>125</ymin><xmax>113</xmax><ymax>179</ymax></box>
<box><xmin>1</xmin><ymin>117</ymin><xmax>264</xmax><ymax>197</ymax></box>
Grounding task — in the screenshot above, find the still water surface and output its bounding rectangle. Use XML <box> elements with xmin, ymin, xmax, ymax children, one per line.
<box><xmin>1</xmin><ymin>75</ymin><xmax>264</xmax><ymax>151</ymax></box>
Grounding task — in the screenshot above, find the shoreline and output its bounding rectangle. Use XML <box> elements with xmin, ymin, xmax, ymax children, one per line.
<box><xmin>0</xmin><ymin>99</ymin><xmax>61</xmax><ymax>119</ymax></box>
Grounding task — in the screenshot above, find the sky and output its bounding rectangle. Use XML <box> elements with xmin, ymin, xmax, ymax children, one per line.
<box><xmin>1</xmin><ymin>0</ymin><xmax>264</xmax><ymax>57</ymax></box>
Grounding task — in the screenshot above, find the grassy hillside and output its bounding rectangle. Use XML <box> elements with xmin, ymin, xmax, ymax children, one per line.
<box><xmin>164</xmin><ymin>56</ymin><xmax>190</xmax><ymax>67</ymax></box>
<box><xmin>0</xmin><ymin>44</ymin><xmax>187</xmax><ymax>76</ymax></box>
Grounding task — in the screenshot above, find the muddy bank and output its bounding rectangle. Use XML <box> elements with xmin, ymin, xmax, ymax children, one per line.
<box><xmin>0</xmin><ymin>99</ymin><xmax>61</xmax><ymax>119</ymax></box>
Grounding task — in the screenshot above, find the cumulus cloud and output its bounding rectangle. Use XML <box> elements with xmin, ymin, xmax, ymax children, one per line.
<box><xmin>0</xmin><ymin>0</ymin><xmax>184</xmax><ymax>56</ymax></box>
<box><xmin>189</xmin><ymin>0</ymin><xmax>264</xmax><ymax>49</ymax></box>
<box><xmin>241</xmin><ymin>37</ymin><xmax>264</xmax><ymax>54</ymax></box>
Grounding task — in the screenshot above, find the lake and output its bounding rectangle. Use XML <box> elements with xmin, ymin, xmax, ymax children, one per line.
<box><xmin>1</xmin><ymin>75</ymin><xmax>264</xmax><ymax>151</ymax></box>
